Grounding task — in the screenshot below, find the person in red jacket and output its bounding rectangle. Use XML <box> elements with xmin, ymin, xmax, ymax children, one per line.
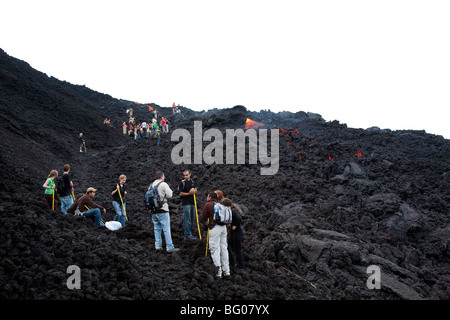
<box><xmin>201</xmin><ymin>192</ymin><xmax>230</xmax><ymax>278</ymax></box>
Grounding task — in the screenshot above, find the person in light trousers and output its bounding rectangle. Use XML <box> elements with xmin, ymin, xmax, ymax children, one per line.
<box><xmin>149</xmin><ymin>171</ymin><xmax>179</xmax><ymax>253</ymax></box>
<box><xmin>201</xmin><ymin>191</ymin><xmax>230</xmax><ymax>278</ymax></box>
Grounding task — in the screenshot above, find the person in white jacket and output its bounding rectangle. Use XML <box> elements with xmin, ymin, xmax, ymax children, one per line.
<box><xmin>150</xmin><ymin>171</ymin><xmax>179</xmax><ymax>253</ymax></box>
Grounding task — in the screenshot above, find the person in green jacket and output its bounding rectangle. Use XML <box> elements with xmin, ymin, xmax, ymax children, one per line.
<box><xmin>42</xmin><ymin>169</ymin><xmax>58</xmax><ymax>211</ymax></box>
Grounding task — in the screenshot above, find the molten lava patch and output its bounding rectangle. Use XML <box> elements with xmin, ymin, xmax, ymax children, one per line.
<box><xmin>245</xmin><ymin>118</ymin><xmax>265</xmax><ymax>130</ymax></box>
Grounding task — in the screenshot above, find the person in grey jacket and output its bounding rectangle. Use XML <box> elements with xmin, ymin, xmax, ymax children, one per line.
<box><xmin>150</xmin><ymin>171</ymin><xmax>179</xmax><ymax>253</ymax></box>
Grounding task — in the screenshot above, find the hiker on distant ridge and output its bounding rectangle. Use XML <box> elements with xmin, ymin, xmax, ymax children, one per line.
<box><xmin>161</xmin><ymin>117</ymin><xmax>169</xmax><ymax>133</ymax></box>
<box><xmin>141</xmin><ymin>121</ymin><xmax>148</xmax><ymax>138</ymax></box>
<box><xmin>79</xmin><ymin>133</ymin><xmax>86</xmax><ymax>153</ymax></box>
<box><xmin>59</xmin><ymin>164</ymin><xmax>74</xmax><ymax>215</ymax></box>
<box><xmin>201</xmin><ymin>191</ymin><xmax>231</xmax><ymax>278</ymax></box>
<box><xmin>67</xmin><ymin>187</ymin><xmax>106</xmax><ymax>227</ymax></box>
<box><xmin>111</xmin><ymin>174</ymin><xmax>127</xmax><ymax>226</ymax></box>
<box><xmin>156</xmin><ymin>129</ymin><xmax>161</xmax><ymax>146</ymax></box>
<box><xmin>128</xmin><ymin>125</ymin><xmax>134</xmax><ymax>141</ymax></box>
<box><xmin>149</xmin><ymin>171</ymin><xmax>179</xmax><ymax>252</ymax></box>
<box><xmin>152</xmin><ymin>118</ymin><xmax>157</xmax><ymax>135</ymax></box>
<box><xmin>42</xmin><ymin>169</ymin><xmax>58</xmax><ymax>211</ymax></box>
<box><xmin>179</xmin><ymin>170</ymin><xmax>198</xmax><ymax>240</ymax></box>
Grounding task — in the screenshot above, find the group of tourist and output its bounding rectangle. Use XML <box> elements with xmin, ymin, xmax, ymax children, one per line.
<box><xmin>43</xmin><ymin>165</ymin><xmax>245</xmax><ymax>278</ymax></box>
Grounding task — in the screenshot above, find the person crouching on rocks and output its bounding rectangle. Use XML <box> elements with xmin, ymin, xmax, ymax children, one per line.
<box><xmin>201</xmin><ymin>191</ymin><xmax>230</xmax><ymax>278</ymax></box>
<box><xmin>111</xmin><ymin>174</ymin><xmax>127</xmax><ymax>226</ymax></box>
<box><xmin>67</xmin><ymin>187</ymin><xmax>106</xmax><ymax>227</ymax></box>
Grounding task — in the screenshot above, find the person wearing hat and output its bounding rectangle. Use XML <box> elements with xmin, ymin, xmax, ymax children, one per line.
<box><xmin>67</xmin><ymin>187</ymin><xmax>106</xmax><ymax>227</ymax></box>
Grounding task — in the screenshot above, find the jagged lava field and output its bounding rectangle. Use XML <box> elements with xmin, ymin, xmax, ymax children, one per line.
<box><xmin>0</xmin><ymin>48</ymin><xmax>449</xmax><ymax>301</ymax></box>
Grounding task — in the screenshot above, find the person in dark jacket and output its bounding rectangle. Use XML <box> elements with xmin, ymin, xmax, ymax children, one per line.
<box><xmin>222</xmin><ymin>198</ymin><xmax>245</xmax><ymax>269</ymax></box>
<box><xmin>59</xmin><ymin>164</ymin><xmax>74</xmax><ymax>215</ymax></box>
<box><xmin>179</xmin><ymin>170</ymin><xmax>198</xmax><ymax>240</ymax></box>
<box><xmin>67</xmin><ymin>187</ymin><xmax>106</xmax><ymax>227</ymax></box>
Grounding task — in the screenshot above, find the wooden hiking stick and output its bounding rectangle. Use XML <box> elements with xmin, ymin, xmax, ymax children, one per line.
<box><xmin>117</xmin><ymin>184</ymin><xmax>128</xmax><ymax>221</ymax></box>
<box><xmin>84</xmin><ymin>205</ymin><xmax>105</xmax><ymax>225</ymax></box>
<box><xmin>193</xmin><ymin>194</ymin><xmax>201</xmax><ymax>239</ymax></box>
<box><xmin>205</xmin><ymin>218</ymin><xmax>210</xmax><ymax>257</ymax></box>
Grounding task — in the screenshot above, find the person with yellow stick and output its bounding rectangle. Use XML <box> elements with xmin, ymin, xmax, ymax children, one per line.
<box><xmin>42</xmin><ymin>170</ymin><xmax>58</xmax><ymax>211</ymax></box>
<box><xmin>201</xmin><ymin>191</ymin><xmax>231</xmax><ymax>279</ymax></box>
<box><xmin>178</xmin><ymin>170</ymin><xmax>199</xmax><ymax>240</ymax></box>
<box><xmin>111</xmin><ymin>174</ymin><xmax>127</xmax><ymax>226</ymax></box>
<box><xmin>67</xmin><ymin>187</ymin><xmax>106</xmax><ymax>227</ymax></box>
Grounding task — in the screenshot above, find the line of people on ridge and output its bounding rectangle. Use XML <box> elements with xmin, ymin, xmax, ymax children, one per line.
<box><xmin>123</xmin><ymin>112</ymin><xmax>169</xmax><ymax>146</ymax></box>
<box><xmin>43</xmin><ymin>167</ymin><xmax>245</xmax><ymax>277</ymax></box>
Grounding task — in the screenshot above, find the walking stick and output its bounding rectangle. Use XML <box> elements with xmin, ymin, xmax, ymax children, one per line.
<box><xmin>205</xmin><ymin>219</ymin><xmax>210</xmax><ymax>257</ymax></box>
<box><xmin>117</xmin><ymin>184</ymin><xmax>128</xmax><ymax>221</ymax></box>
<box><xmin>72</xmin><ymin>191</ymin><xmax>75</xmax><ymax>201</ymax></box>
<box><xmin>85</xmin><ymin>205</ymin><xmax>105</xmax><ymax>225</ymax></box>
<box><xmin>52</xmin><ymin>188</ymin><xmax>55</xmax><ymax>211</ymax></box>
<box><xmin>193</xmin><ymin>194</ymin><xmax>201</xmax><ymax>240</ymax></box>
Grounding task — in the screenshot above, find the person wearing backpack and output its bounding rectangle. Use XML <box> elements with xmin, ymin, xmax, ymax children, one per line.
<box><xmin>179</xmin><ymin>170</ymin><xmax>198</xmax><ymax>240</ymax></box>
<box><xmin>59</xmin><ymin>164</ymin><xmax>74</xmax><ymax>215</ymax></box>
<box><xmin>42</xmin><ymin>169</ymin><xmax>58</xmax><ymax>211</ymax></box>
<box><xmin>201</xmin><ymin>191</ymin><xmax>231</xmax><ymax>278</ymax></box>
<box><xmin>149</xmin><ymin>171</ymin><xmax>179</xmax><ymax>253</ymax></box>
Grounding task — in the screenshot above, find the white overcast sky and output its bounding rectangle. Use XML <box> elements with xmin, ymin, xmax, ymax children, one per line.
<box><xmin>1</xmin><ymin>0</ymin><xmax>449</xmax><ymax>138</ymax></box>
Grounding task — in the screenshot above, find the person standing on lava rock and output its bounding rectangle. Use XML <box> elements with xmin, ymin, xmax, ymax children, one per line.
<box><xmin>179</xmin><ymin>170</ymin><xmax>198</xmax><ymax>240</ymax></box>
<box><xmin>222</xmin><ymin>198</ymin><xmax>245</xmax><ymax>270</ymax></box>
<box><xmin>201</xmin><ymin>191</ymin><xmax>231</xmax><ymax>278</ymax></box>
<box><xmin>111</xmin><ymin>174</ymin><xmax>127</xmax><ymax>226</ymax></box>
<box><xmin>59</xmin><ymin>164</ymin><xmax>74</xmax><ymax>215</ymax></box>
<box><xmin>67</xmin><ymin>187</ymin><xmax>106</xmax><ymax>227</ymax></box>
<box><xmin>150</xmin><ymin>171</ymin><xmax>179</xmax><ymax>252</ymax></box>
<box><xmin>79</xmin><ymin>133</ymin><xmax>86</xmax><ymax>153</ymax></box>
<box><xmin>42</xmin><ymin>169</ymin><xmax>58</xmax><ymax>211</ymax></box>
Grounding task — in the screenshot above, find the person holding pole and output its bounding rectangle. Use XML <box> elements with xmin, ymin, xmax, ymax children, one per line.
<box><xmin>43</xmin><ymin>170</ymin><xmax>58</xmax><ymax>211</ymax></box>
<box><xmin>178</xmin><ymin>170</ymin><xmax>198</xmax><ymax>240</ymax></box>
<box><xmin>201</xmin><ymin>191</ymin><xmax>231</xmax><ymax>279</ymax></box>
<box><xmin>111</xmin><ymin>174</ymin><xmax>127</xmax><ymax>226</ymax></box>
<box><xmin>67</xmin><ymin>187</ymin><xmax>106</xmax><ymax>227</ymax></box>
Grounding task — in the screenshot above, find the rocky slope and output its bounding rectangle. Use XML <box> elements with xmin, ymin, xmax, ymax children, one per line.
<box><xmin>0</xmin><ymin>48</ymin><xmax>449</xmax><ymax>300</ymax></box>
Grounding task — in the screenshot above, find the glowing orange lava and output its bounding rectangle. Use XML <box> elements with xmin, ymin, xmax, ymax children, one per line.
<box><xmin>245</xmin><ymin>118</ymin><xmax>265</xmax><ymax>130</ymax></box>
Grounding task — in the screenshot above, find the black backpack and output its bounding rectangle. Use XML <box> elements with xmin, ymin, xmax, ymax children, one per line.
<box><xmin>55</xmin><ymin>176</ymin><xmax>65</xmax><ymax>195</ymax></box>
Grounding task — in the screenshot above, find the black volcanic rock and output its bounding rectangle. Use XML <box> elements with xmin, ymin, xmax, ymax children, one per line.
<box><xmin>0</xmin><ymin>48</ymin><xmax>449</xmax><ymax>301</ymax></box>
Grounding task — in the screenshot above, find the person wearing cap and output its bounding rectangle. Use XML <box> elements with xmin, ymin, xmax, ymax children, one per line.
<box><xmin>67</xmin><ymin>187</ymin><xmax>106</xmax><ymax>227</ymax></box>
